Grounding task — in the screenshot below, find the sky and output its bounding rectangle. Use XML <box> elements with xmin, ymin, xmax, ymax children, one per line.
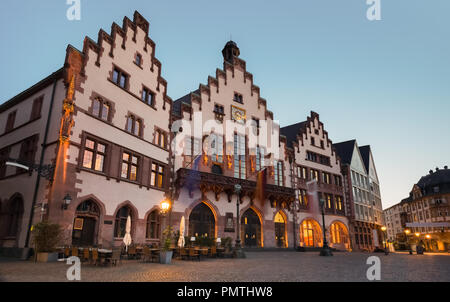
<box><xmin>1</xmin><ymin>0</ymin><xmax>449</xmax><ymax>209</ymax></box>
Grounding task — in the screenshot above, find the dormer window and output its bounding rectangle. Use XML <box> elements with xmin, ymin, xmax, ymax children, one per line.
<box><xmin>233</xmin><ymin>93</ymin><xmax>243</xmax><ymax>104</ymax></box>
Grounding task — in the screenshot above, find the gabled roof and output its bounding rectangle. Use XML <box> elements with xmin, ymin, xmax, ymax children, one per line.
<box><xmin>359</xmin><ymin>145</ymin><xmax>371</xmax><ymax>172</ymax></box>
<box><xmin>172</xmin><ymin>89</ymin><xmax>199</xmax><ymax>117</ymax></box>
<box><xmin>280</xmin><ymin>121</ymin><xmax>307</xmax><ymax>149</ymax></box>
<box><xmin>332</xmin><ymin>139</ymin><xmax>356</xmax><ymax>165</ymax></box>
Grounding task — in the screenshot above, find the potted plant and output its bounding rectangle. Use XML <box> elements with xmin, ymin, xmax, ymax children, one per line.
<box><xmin>160</xmin><ymin>226</ymin><xmax>174</xmax><ymax>264</ymax></box>
<box><xmin>31</xmin><ymin>222</ymin><xmax>62</xmax><ymax>262</ymax></box>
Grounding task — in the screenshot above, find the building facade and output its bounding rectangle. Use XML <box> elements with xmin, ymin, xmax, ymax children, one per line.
<box><xmin>333</xmin><ymin>140</ymin><xmax>384</xmax><ymax>251</ymax></box>
<box><xmin>384</xmin><ymin>167</ymin><xmax>450</xmax><ymax>252</ymax></box>
<box><xmin>281</xmin><ymin>113</ymin><xmax>351</xmax><ymax>251</ymax></box>
<box><xmin>0</xmin><ymin>12</ymin><xmax>173</xmax><ymax>254</ymax></box>
<box><xmin>0</xmin><ymin>11</ymin><xmax>385</xmax><ymax>255</ymax></box>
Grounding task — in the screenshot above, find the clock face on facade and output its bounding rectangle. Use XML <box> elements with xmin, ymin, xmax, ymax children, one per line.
<box><xmin>231</xmin><ymin>105</ymin><xmax>246</xmax><ymax>124</ymax></box>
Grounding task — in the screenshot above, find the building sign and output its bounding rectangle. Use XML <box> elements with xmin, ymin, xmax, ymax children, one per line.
<box><xmin>73</xmin><ymin>218</ymin><xmax>84</xmax><ymax>230</ymax></box>
<box><xmin>224</xmin><ymin>212</ymin><xmax>235</xmax><ymax>232</ymax></box>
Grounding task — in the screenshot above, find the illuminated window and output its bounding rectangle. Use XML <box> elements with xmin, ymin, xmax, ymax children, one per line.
<box><xmin>82</xmin><ymin>138</ymin><xmax>106</xmax><ymax>172</ymax></box>
<box><xmin>121</xmin><ymin>152</ymin><xmax>139</xmax><ymax>181</ymax></box>
<box><xmin>300</xmin><ymin>219</ymin><xmax>322</xmax><ymax>247</ymax></box>
<box><xmin>150</xmin><ymin>162</ymin><xmax>165</xmax><ymax>188</ymax></box>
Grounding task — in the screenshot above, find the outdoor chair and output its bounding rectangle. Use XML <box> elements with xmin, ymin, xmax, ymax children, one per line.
<box><xmin>209</xmin><ymin>246</ymin><xmax>217</xmax><ymax>258</ymax></box>
<box><xmin>64</xmin><ymin>247</ymin><xmax>70</xmax><ymax>258</ymax></box>
<box><xmin>150</xmin><ymin>249</ymin><xmax>160</xmax><ymax>263</ymax></box>
<box><xmin>109</xmin><ymin>248</ymin><xmax>122</xmax><ymax>266</ymax></box>
<box><xmin>82</xmin><ymin>248</ymin><xmax>90</xmax><ymax>263</ymax></box>
<box><xmin>71</xmin><ymin>247</ymin><xmax>79</xmax><ymax>257</ymax></box>
<box><xmin>180</xmin><ymin>248</ymin><xmax>188</xmax><ymax>260</ymax></box>
<box><xmin>91</xmin><ymin>248</ymin><xmax>100</xmax><ymax>266</ymax></box>
<box><xmin>128</xmin><ymin>246</ymin><xmax>137</xmax><ymax>260</ymax></box>
<box><xmin>141</xmin><ymin>246</ymin><xmax>151</xmax><ymax>263</ymax></box>
<box><xmin>188</xmin><ymin>248</ymin><xmax>200</xmax><ymax>261</ymax></box>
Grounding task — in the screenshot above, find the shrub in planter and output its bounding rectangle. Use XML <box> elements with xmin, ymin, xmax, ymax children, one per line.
<box><xmin>31</xmin><ymin>222</ymin><xmax>62</xmax><ymax>262</ymax></box>
<box><xmin>160</xmin><ymin>226</ymin><xmax>174</xmax><ymax>264</ymax></box>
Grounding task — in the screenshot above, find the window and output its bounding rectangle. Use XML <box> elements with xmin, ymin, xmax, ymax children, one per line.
<box><xmin>336</xmin><ymin>196</ymin><xmax>343</xmax><ymax>211</ymax></box>
<box><xmin>300</xmin><ymin>189</ymin><xmax>308</xmax><ymax>206</ymax></box>
<box><xmin>142</xmin><ymin>87</ymin><xmax>155</xmax><ymax>106</ymax></box>
<box><xmin>155</xmin><ymin>129</ymin><xmax>166</xmax><ymax>148</ymax></box>
<box><xmin>114</xmin><ymin>206</ymin><xmax>132</xmax><ymax>238</ymax></box>
<box><xmin>184</xmin><ymin>136</ymin><xmax>201</xmax><ymax>158</ymax></box>
<box><xmin>82</xmin><ymin>138</ymin><xmax>106</xmax><ymax>172</ymax></box>
<box><xmin>5</xmin><ymin>111</ymin><xmax>16</xmax><ymax>133</ymax></box>
<box><xmin>322</xmin><ymin>172</ymin><xmax>331</xmax><ymax>184</ymax></box>
<box><xmin>112</xmin><ymin>67</ymin><xmax>128</xmax><ymax>89</ymax></box>
<box><xmin>210</xmin><ymin>133</ymin><xmax>223</xmax><ymax>163</ymax></box>
<box><xmin>320</xmin><ymin>140</ymin><xmax>324</xmax><ymax>148</ymax></box>
<box><xmin>121</xmin><ymin>152</ymin><xmax>139</xmax><ymax>181</ymax></box>
<box><xmin>214</xmin><ymin>104</ymin><xmax>224</xmax><ymax>114</ymax></box>
<box><xmin>135</xmin><ymin>53</ymin><xmax>142</xmax><ymax>66</ymax></box>
<box><xmin>319</xmin><ymin>155</ymin><xmax>330</xmax><ymax>165</ymax></box>
<box><xmin>310</xmin><ymin>169</ymin><xmax>319</xmax><ymax>181</ymax></box>
<box><xmin>334</xmin><ymin>175</ymin><xmax>342</xmax><ymax>186</ymax></box>
<box><xmin>306</xmin><ymin>151</ymin><xmax>318</xmax><ymax>162</ymax></box>
<box><xmin>146</xmin><ymin>210</ymin><xmax>160</xmax><ymax>239</ymax></box>
<box><xmin>30</xmin><ymin>97</ymin><xmax>43</xmax><ymax>120</ymax></box>
<box><xmin>6</xmin><ymin>197</ymin><xmax>24</xmax><ymax>238</ymax></box>
<box><xmin>311</xmin><ymin>137</ymin><xmax>315</xmax><ymax>146</ymax></box>
<box><xmin>92</xmin><ymin>98</ymin><xmax>110</xmax><ymax>121</ymax></box>
<box><xmin>255</xmin><ymin>146</ymin><xmax>265</xmax><ymax>171</ymax></box>
<box><xmin>274</xmin><ymin>160</ymin><xmax>283</xmax><ymax>186</ymax></box>
<box><xmin>18</xmin><ymin>135</ymin><xmax>38</xmax><ymax>165</ymax></box>
<box><xmin>150</xmin><ymin>162</ymin><xmax>165</xmax><ymax>188</ymax></box>
<box><xmin>233</xmin><ymin>93</ymin><xmax>243</xmax><ymax>104</ymax></box>
<box><xmin>234</xmin><ymin>134</ymin><xmax>246</xmax><ymax>179</ymax></box>
<box><xmin>326</xmin><ymin>194</ymin><xmax>333</xmax><ymax>209</ymax></box>
<box><xmin>126</xmin><ymin>115</ymin><xmax>142</xmax><ymax>137</ymax></box>
<box><xmin>0</xmin><ymin>147</ymin><xmax>10</xmax><ymax>178</ymax></box>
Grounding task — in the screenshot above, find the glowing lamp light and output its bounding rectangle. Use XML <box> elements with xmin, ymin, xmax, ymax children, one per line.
<box><xmin>381</xmin><ymin>226</ymin><xmax>387</xmax><ymax>232</ymax></box>
<box><xmin>404</xmin><ymin>229</ymin><xmax>410</xmax><ymax>235</ymax></box>
<box><xmin>425</xmin><ymin>234</ymin><xmax>431</xmax><ymax>239</ymax></box>
<box><xmin>160</xmin><ymin>198</ymin><xmax>171</xmax><ymax>214</ymax></box>
<box><xmin>415</xmin><ymin>232</ymin><xmax>420</xmax><ymax>237</ymax></box>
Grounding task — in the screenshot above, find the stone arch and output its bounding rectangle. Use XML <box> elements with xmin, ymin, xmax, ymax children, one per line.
<box><xmin>328</xmin><ymin>220</ymin><xmax>350</xmax><ymax>250</ymax></box>
<box><xmin>143</xmin><ymin>205</ymin><xmax>162</xmax><ymax>240</ymax></box>
<box><xmin>185</xmin><ymin>199</ymin><xmax>218</xmax><ymax>239</ymax></box>
<box><xmin>2</xmin><ymin>193</ymin><xmax>25</xmax><ymax>244</ymax></box>
<box><xmin>273</xmin><ymin>210</ymin><xmax>288</xmax><ymax>248</ymax></box>
<box><xmin>112</xmin><ymin>201</ymin><xmax>139</xmax><ymax>239</ymax></box>
<box><xmin>240</xmin><ymin>206</ymin><xmax>264</xmax><ymax>247</ymax></box>
<box><xmin>299</xmin><ymin>217</ymin><xmax>323</xmax><ymax>248</ymax></box>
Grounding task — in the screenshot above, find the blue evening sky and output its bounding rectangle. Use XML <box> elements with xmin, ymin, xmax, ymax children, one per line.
<box><xmin>1</xmin><ymin>0</ymin><xmax>449</xmax><ymax>209</ymax></box>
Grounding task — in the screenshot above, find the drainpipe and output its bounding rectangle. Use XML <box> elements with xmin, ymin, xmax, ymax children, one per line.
<box><xmin>24</xmin><ymin>73</ymin><xmax>60</xmax><ymax>251</ymax></box>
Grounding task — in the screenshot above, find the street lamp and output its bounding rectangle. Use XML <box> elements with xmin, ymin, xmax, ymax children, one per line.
<box><xmin>381</xmin><ymin>226</ymin><xmax>388</xmax><ymax>255</ymax></box>
<box><xmin>62</xmin><ymin>193</ymin><xmax>72</xmax><ymax>210</ymax></box>
<box><xmin>319</xmin><ymin>198</ymin><xmax>333</xmax><ymax>256</ymax></box>
<box><xmin>160</xmin><ymin>198</ymin><xmax>171</xmax><ymax>215</ymax></box>
<box><xmin>233</xmin><ymin>184</ymin><xmax>246</xmax><ymax>258</ymax></box>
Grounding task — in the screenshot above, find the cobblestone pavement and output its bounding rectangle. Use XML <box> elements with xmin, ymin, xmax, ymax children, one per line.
<box><xmin>0</xmin><ymin>252</ymin><xmax>449</xmax><ymax>282</ymax></box>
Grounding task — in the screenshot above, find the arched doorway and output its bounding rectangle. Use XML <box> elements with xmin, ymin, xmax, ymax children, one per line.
<box><xmin>241</xmin><ymin>208</ymin><xmax>262</xmax><ymax>247</ymax></box>
<box><xmin>72</xmin><ymin>200</ymin><xmax>100</xmax><ymax>246</ymax></box>
<box><xmin>274</xmin><ymin>211</ymin><xmax>287</xmax><ymax>248</ymax></box>
<box><xmin>299</xmin><ymin>219</ymin><xmax>322</xmax><ymax>247</ymax></box>
<box><xmin>189</xmin><ymin>202</ymin><xmax>215</xmax><ymax>238</ymax></box>
<box><xmin>329</xmin><ymin>221</ymin><xmax>350</xmax><ymax>250</ymax></box>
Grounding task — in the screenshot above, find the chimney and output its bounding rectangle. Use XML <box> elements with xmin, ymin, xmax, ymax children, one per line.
<box><xmin>429</xmin><ymin>170</ymin><xmax>433</xmax><ymax>174</ymax></box>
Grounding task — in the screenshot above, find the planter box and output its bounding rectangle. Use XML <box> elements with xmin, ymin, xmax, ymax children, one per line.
<box><xmin>36</xmin><ymin>252</ymin><xmax>59</xmax><ymax>263</ymax></box>
<box><xmin>159</xmin><ymin>251</ymin><xmax>173</xmax><ymax>264</ymax></box>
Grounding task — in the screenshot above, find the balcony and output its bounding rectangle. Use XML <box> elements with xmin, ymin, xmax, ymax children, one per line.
<box><xmin>175</xmin><ymin>168</ymin><xmax>295</xmax><ymax>207</ymax></box>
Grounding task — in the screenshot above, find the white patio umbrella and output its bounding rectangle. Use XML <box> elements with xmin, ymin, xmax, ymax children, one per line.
<box><xmin>178</xmin><ymin>216</ymin><xmax>185</xmax><ymax>248</ymax></box>
<box><xmin>123</xmin><ymin>215</ymin><xmax>132</xmax><ymax>251</ymax></box>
